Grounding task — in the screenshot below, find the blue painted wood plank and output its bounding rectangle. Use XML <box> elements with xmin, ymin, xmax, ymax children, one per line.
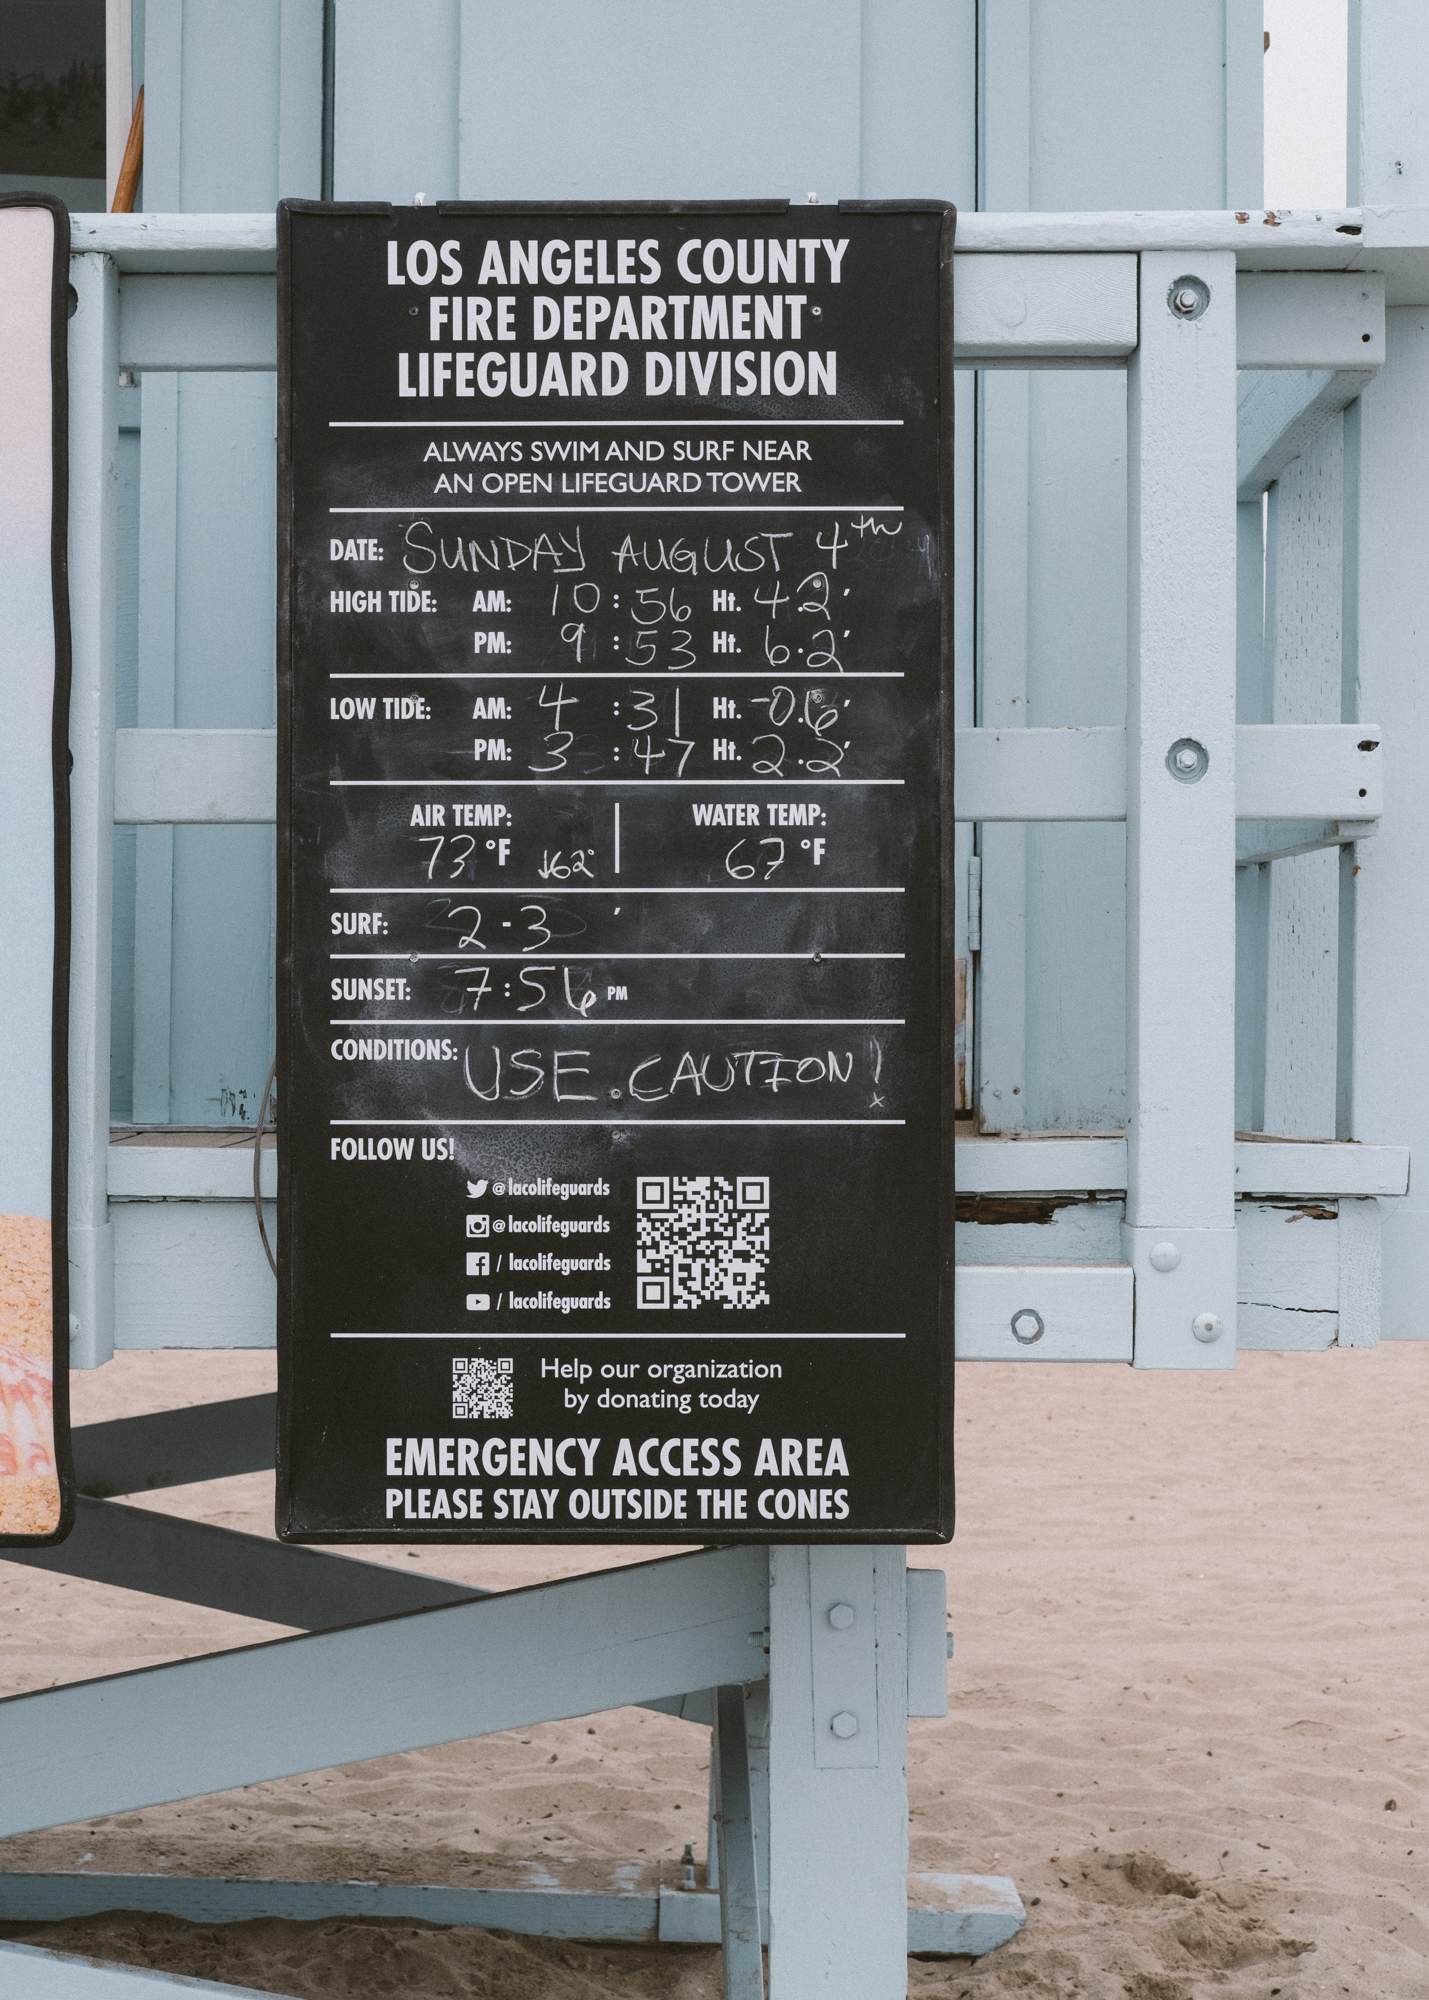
<box><xmin>456</xmin><ymin>0</ymin><xmax>861</xmax><ymax>199</ymax></box>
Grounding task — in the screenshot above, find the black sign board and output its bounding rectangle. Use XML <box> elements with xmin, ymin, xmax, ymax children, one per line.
<box><xmin>277</xmin><ymin>200</ymin><xmax>954</xmax><ymax>1544</ymax></box>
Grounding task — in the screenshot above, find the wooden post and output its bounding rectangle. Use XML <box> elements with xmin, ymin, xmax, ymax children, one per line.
<box><xmin>66</xmin><ymin>251</ymin><xmax>120</xmax><ymax>1371</ymax></box>
<box><xmin>1123</xmin><ymin>249</ymin><xmax>1239</xmax><ymax>1367</ymax></box>
<box><xmin>713</xmin><ymin>1685</ymin><xmax>765</xmax><ymax>1998</ymax></box>
<box><xmin>767</xmin><ymin>1546</ymin><xmax>908</xmax><ymax>1996</ymax></box>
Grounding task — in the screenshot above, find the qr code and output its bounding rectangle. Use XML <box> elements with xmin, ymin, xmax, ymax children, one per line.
<box><xmin>452</xmin><ymin>1355</ymin><xmax>514</xmax><ymax>1420</ymax></box>
<box><xmin>636</xmin><ymin>1175</ymin><xmax>770</xmax><ymax>1311</ymax></box>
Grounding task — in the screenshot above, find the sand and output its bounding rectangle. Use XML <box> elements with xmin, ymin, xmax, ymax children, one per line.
<box><xmin>1</xmin><ymin>1341</ymin><xmax>1426</xmax><ymax>1996</ymax></box>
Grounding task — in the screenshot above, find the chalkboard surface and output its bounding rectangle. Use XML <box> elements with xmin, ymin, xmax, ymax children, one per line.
<box><xmin>277</xmin><ymin>201</ymin><xmax>954</xmax><ymax>1543</ymax></box>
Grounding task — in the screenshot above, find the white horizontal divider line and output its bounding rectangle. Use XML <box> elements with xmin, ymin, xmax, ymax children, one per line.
<box><xmin>330</xmin><ymin>504</ymin><xmax>903</xmax><ymax>515</ymax></box>
<box><xmin>329</xmin><ymin>778</ymin><xmax>904</xmax><ymax>787</ymax></box>
<box><xmin>328</xmin><ymin>1017</ymin><xmax>906</xmax><ymax>1026</ymax></box>
<box><xmin>328</xmin><ymin>672</ymin><xmax>905</xmax><ymax>681</ymax></box>
<box><xmin>329</xmin><ymin>951</ymin><xmax>905</xmax><ymax>961</ymax></box>
<box><xmin>330</xmin><ymin>419</ymin><xmax>905</xmax><ymax>428</ymax></box>
<box><xmin>331</xmin><ymin>1330</ymin><xmax>908</xmax><ymax>1340</ymax></box>
<box><xmin>327</xmin><ymin>884</ymin><xmax>904</xmax><ymax>894</ymax></box>
<box><xmin>329</xmin><ymin>1118</ymin><xmax>906</xmax><ymax>1127</ymax></box>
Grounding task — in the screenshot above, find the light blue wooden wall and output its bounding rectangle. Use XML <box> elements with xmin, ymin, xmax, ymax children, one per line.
<box><xmin>112</xmin><ymin>0</ymin><xmax>976</xmax><ymax>1124</ymax></box>
<box><xmin>112</xmin><ymin>0</ymin><xmax>1263</xmax><ymax>1138</ymax></box>
<box><xmin>112</xmin><ymin>0</ymin><xmax>322</xmax><ymax>1123</ymax></box>
<box><xmin>977</xmin><ymin>0</ymin><xmax>1264</xmax><ymax>1133</ymax></box>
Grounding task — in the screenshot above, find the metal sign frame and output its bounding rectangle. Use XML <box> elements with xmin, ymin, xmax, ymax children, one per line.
<box><xmin>273</xmin><ymin>197</ymin><xmax>957</xmax><ymax>1545</ymax></box>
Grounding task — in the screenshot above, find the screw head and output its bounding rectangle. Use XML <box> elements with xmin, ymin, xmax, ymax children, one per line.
<box><xmin>830</xmin><ymin>1710</ymin><xmax>859</xmax><ymax>1740</ymax></box>
<box><xmin>1150</xmin><ymin>1241</ymin><xmax>1181</xmax><ymax>1273</ymax></box>
<box><xmin>1166</xmin><ymin>737</ymin><xmax>1209</xmax><ymax>784</ymax></box>
<box><xmin>1010</xmin><ymin>1307</ymin><xmax>1044</xmax><ymax>1346</ymax></box>
<box><xmin>1192</xmin><ymin>1311</ymin><xmax>1223</xmax><ymax>1344</ymax></box>
<box><xmin>1167</xmin><ymin>275</ymin><xmax>1211</xmax><ymax>320</ymax></box>
<box><xmin>827</xmin><ymin>1602</ymin><xmax>856</xmax><ymax>1631</ymax></box>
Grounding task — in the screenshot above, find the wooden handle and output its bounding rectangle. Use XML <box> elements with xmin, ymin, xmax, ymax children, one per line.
<box><xmin>111</xmin><ymin>85</ymin><xmax>144</xmax><ymax>213</ymax></box>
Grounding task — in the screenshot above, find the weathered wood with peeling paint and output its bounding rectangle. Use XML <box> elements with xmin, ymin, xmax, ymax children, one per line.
<box><xmin>1336</xmin><ymin>1198</ymin><xmax>1382</xmax><ymax>1347</ymax></box>
<box><xmin>958</xmin><ymin>1197</ymin><xmax>1378</xmax><ymax>1353</ymax></box>
<box><xmin>105</xmin><ymin>1192</ymin><xmax>1385</xmax><ymax>1356</ymax></box>
<box><xmin>72</xmin><ymin>204</ymin><xmax>1429</xmax><ymax>289</ymax></box>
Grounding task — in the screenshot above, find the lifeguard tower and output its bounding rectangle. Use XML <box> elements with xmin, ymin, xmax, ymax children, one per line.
<box><xmin>4</xmin><ymin>4</ymin><xmax>1429</xmax><ymax>1995</ymax></box>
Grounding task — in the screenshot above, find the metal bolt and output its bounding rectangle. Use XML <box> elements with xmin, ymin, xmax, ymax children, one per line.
<box><xmin>1166</xmin><ymin>737</ymin><xmax>1209</xmax><ymax>784</ymax></box>
<box><xmin>680</xmin><ymin>1840</ymin><xmax>697</xmax><ymax>1891</ymax></box>
<box><xmin>1010</xmin><ymin>1307</ymin><xmax>1044</xmax><ymax>1346</ymax></box>
<box><xmin>1167</xmin><ymin>275</ymin><xmax>1210</xmax><ymax>320</ymax></box>
<box><xmin>1192</xmin><ymin>1311</ymin><xmax>1223</xmax><ymax>1343</ymax></box>
<box><xmin>827</xmin><ymin>1602</ymin><xmax>856</xmax><ymax>1631</ymax></box>
<box><xmin>1150</xmin><ymin>1241</ymin><xmax>1181</xmax><ymax>1272</ymax></box>
<box><xmin>830</xmin><ymin>1711</ymin><xmax>859</xmax><ymax>1740</ymax></box>
<box><xmin>607</xmin><ymin>1086</ymin><xmax>624</xmax><ymax>1104</ymax></box>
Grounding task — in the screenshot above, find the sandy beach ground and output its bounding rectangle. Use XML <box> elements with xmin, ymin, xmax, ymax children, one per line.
<box><xmin>0</xmin><ymin>1341</ymin><xmax>1425</xmax><ymax>1997</ymax></box>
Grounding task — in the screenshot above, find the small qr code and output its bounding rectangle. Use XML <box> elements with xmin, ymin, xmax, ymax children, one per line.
<box><xmin>452</xmin><ymin>1355</ymin><xmax>514</xmax><ymax>1420</ymax></box>
<box><xmin>636</xmin><ymin>1175</ymin><xmax>770</xmax><ymax>1311</ymax></box>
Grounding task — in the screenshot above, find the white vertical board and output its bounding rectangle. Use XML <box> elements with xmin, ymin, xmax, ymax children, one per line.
<box><xmin>973</xmin><ymin>0</ymin><xmax>1031</xmax><ymax>1130</ymax></box>
<box><xmin>1346</xmin><ymin>1</ymin><xmax>1429</xmax><ymax>1337</ymax></box>
<box><xmin>68</xmin><ymin>253</ymin><xmax>120</xmax><ymax>1370</ymax></box>
<box><xmin>109</xmin><ymin>389</ymin><xmax>142</xmax><ymax>1121</ymax></box>
<box><xmin>1351</xmin><ymin>0</ymin><xmax>1429</xmax><ymax>205</ymax></box>
<box><xmin>1234</xmin><ymin>496</ymin><xmax>1269</xmax><ymax>1132</ymax></box>
<box><xmin>1351</xmin><ymin>306</ymin><xmax>1429</xmax><ymax>1336</ymax></box>
<box><xmin>131</xmin><ymin>375</ymin><xmax>179</xmax><ymax>1123</ymax></box>
<box><xmin>1123</xmin><ymin>252</ymin><xmax>1238</xmax><ymax>1368</ymax></box>
<box><xmin>1261</xmin><ymin>420</ymin><xmax>1343</xmax><ymax>1138</ymax></box>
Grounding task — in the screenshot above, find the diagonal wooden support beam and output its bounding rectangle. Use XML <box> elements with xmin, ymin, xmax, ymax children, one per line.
<box><xmin>0</xmin><ymin>1941</ymin><xmax>297</xmax><ymax>1999</ymax></box>
<box><xmin>2</xmin><ymin>1487</ymin><xmax>711</xmax><ymax>1724</ymax></box>
<box><xmin>0</xmin><ymin>1547</ymin><xmax>767</xmax><ymax>1838</ymax></box>
<box><xmin>3</xmin><ymin>1496</ymin><xmax>481</xmax><ymax>1629</ymax></box>
<box><xmin>0</xmin><ymin>1866</ymin><xmax>1027</xmax><ymax>1959</ymax></box>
